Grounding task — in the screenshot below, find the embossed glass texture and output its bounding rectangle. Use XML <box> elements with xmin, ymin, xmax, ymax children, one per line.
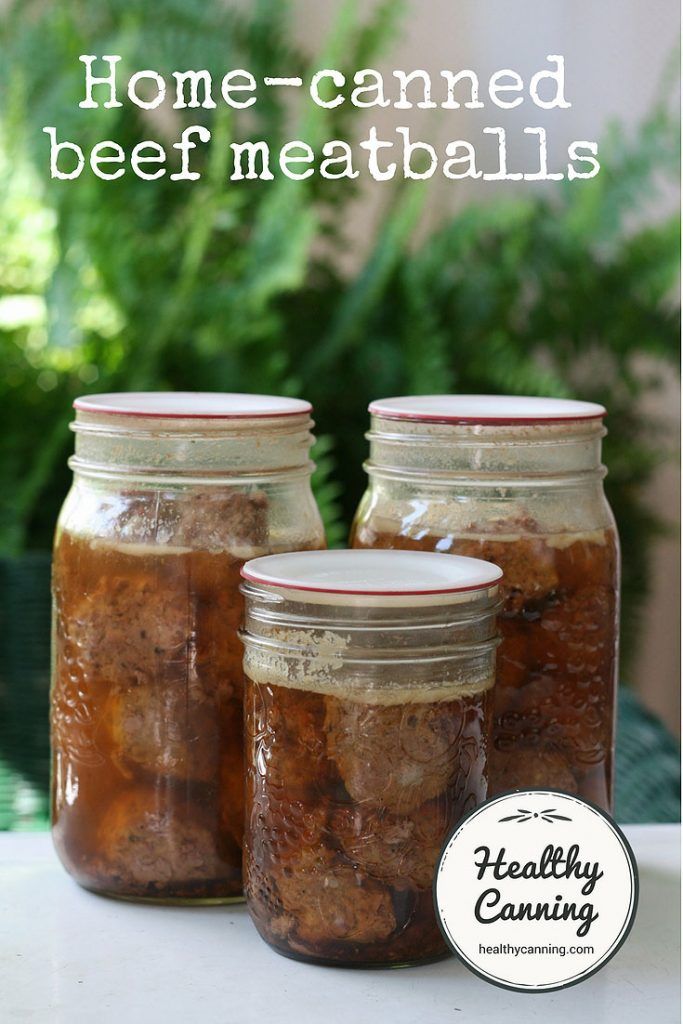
<box><xmin>240</xmin><ymin>552</ymin><xmax>500</xmax><ymax>966</ymax></box>
<box><xmin>50</xmin><ymin>396</ymin><xmax>325</xmax><ymax>903</ymax></box>
<box><xmin>351</xmin><ymin>401</ymin><xmax>620</xmax><ymax>810</ymax></box>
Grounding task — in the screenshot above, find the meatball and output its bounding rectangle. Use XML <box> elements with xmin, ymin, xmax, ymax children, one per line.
<box><xmin>175</xmin><ymin>490</ymin><xmax>269</xmax><ymax>552</ymax></box>
<box><xmin>491</xmin><ymin>748</ymin><xmax>578</xmax><ymax>794</ymax></box>
<box><xmin>331</xmin><ymin>796</ymin><xmax>451</xmax><ymax>891</ymax></box>
<box><xmin>112</xmin><ymin>489</ymin><xmax>269</xmax><ymax>552</ymax></box>
<box><xmin>271</xmin><ymin>845</ymin><xmax>396</xmax><ymax>948</ymax></box>
<box><xmin>325</xmin><ymin>696</ymin><xmax>468</xmax><ymax>813</ymax></box>
<box><xmin>57</xmin><ymin>569</ymin><xmax>192</xmax><ymax>686</ymax></box>
<box><xmin>94</xmin><ymin>788</ymin><xmax>229</xmax><ymax>893</ymax></box>
<box><xmin>55</xmin><ymin>535</ymin><xmax>246</xmax><ymax>697</ymax></box>
<box><xmin>455</xmin><ymin>533</ymin><xmax>560</xmax><ymax>614</ymax></box>
<box><xmin>103</xmin><ymin>684</ymin><xmax>237</xmax><ymax>785</ymax></box>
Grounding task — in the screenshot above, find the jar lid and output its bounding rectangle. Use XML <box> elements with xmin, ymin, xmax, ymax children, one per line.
<box><xmin>241</xmin><ymin>549</ymin><xmax>502</xmax><ymax>600</ymax></box>
<box><xmin>73</xmin><ymin>392</ymin><xmax>312</xmax><ymax>419</ymax></box>
<box><xmin>369</xmin><ymin>395</ymin><xmax>606</xmax><ymax>424</ymax></box>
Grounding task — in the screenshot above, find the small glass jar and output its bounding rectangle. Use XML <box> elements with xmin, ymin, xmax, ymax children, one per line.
<box><xmin>352</xmin><ymin>395</ymin><xmax>620</xmax><ymax>810</ymax></box>
<box><xmin>51</xmin><ymin>392</ymin><xmax>325</xmax><ymax>903</ymax></box>
<box><xmin>240</xmin><ymin>548</ymin><xmax>500</xmax><ymax>967</ymax></box>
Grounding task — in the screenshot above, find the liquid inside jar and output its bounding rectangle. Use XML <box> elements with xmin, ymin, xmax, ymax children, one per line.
<box><xmin>244</xmin><ymin>673</ymin><xmax>490</xmax><ymax>966</ymax></box>
<box><xmin>352</xmin><ymin>518</ymin><xmax>619</xmax><ymax>807</ymax></box>
<box><xmin>52</xmin><ymin>490</ymin><xmax>272</xmax><ymax>902</ymax></box>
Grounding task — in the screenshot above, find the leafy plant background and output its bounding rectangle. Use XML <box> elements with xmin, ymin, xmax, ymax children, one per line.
<box><xmin>0</xmin><ymin>0</ymin><xmax>679</xmax><ymax>669</ymax></box>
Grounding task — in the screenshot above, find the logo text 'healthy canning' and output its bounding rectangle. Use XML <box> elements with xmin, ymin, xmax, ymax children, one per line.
<box><xmin>435</xmin><ymin>791</ymin><xmax>638</xmax><ymax>992</ymax></box>
<box><xmin>473</xmin><ymin>824</ymin><xmax>605</xmax><ymax>938</ymax></box>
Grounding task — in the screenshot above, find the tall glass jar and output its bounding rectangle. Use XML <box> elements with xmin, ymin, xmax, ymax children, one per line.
<box><xmin>51</xmin><ymin>392</ymin><xmax>325</xmax><ymax>903</ymax></box>
<box><xmin>240</xmin><ymin>548</ymin><xmax>501</xmax><ymax>967</ymax></box>
<box><xmin>352</xmin><ymin>396</ymin><xmax>620</xmax><ymax>810</ymax></box>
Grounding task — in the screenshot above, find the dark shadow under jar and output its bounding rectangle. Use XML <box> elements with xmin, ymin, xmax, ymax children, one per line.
<box><xmin>239</xmin><ymin>548</ymin><xmax>501</xmax><ymax>967</ymax></box>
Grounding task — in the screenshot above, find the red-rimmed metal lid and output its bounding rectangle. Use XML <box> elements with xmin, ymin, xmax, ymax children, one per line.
<box><xmin>241</xmin><ymin>549</ymin><xmax>502</xmax><ymax>598</ymax></box>
<box><xmin>368</xmin><ymin>395</ymin><xmax>606</xmax><ymax>425</ymax></box>
<box><xmin>73</xmin><ymin>392</ymin><xmax>312</xmax><ymax>419</ymax></box>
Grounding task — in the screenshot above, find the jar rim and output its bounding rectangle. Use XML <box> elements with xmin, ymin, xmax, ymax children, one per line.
<box><xmin>73</xmin><ymin>391</ymin><xmax>312</xmax><ymax>420</ymax></box>
<box><xmin>241</xmin><ymin>549</ymin><xmax>502</xmax><ymax>602</ymax></box>
<box><xmin>368</xmin><ymin>394</ymin><xmax>606</xmax><ymax>425</ymax></box>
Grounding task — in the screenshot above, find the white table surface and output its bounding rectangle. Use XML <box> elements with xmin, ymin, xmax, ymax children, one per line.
<box><xmin>0</xmin><ymin>825</ymin><xmax>679</xmax><ymax>1024</ymax></box>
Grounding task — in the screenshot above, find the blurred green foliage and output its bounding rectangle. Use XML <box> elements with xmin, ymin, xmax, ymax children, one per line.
<box><xmin>0</xmin><ymin>0</ymin><xmax>680</xmax><ymax>665</ymax></box>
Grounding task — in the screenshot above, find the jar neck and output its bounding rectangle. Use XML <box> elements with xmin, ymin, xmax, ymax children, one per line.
<box><xmin>365</xmin><ymin>415</ymin><xmax>607</xmax><ymax>484</ymax></box>
<box><xmin>69</xmin><ymin>409</ymin><xmax>317</xmax><ymax>485</ymax></box>
<box><xmin>240</xmin><ymin>581</ymin><xmax>500</xmax><ymax>700</ymax></box>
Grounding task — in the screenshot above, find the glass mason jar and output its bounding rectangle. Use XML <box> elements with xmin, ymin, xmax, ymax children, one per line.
<box><xmin>351</xmin><ymin>396</ymin><xmax>620</xmax><ymax>811</ymax></box>
<box><xmin>240</xmin><ymin>548</ymin><xmax>501</xmax><ymax>967</ymax></box>
<box><xmin>51</xmin><ymin>392</ymin><xmax>325</xmax><ymax>903</ymax></box>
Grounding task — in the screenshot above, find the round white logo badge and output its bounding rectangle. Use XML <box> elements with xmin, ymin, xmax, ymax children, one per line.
<box><xmin>434</xmin><ymin>790</ymin><xmax>638</xmax><ymax>992</ymax></box>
